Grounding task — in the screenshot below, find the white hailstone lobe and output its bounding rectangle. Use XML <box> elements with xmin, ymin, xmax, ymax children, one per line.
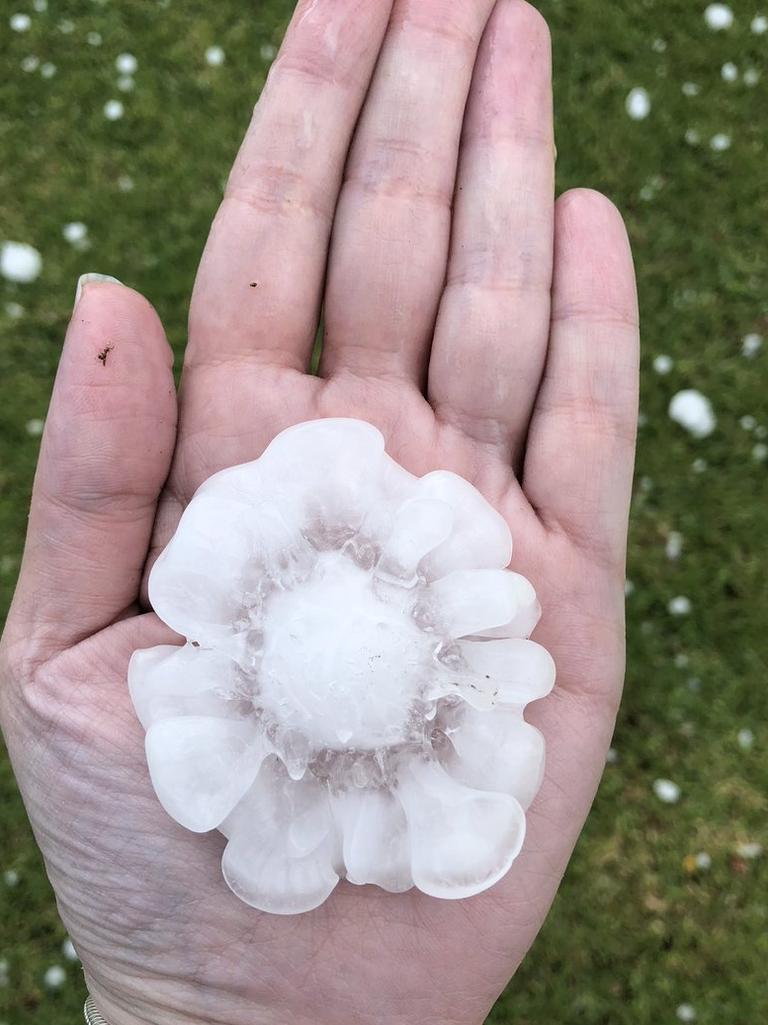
<box><xmin>131</xmin><ymin>419</ymin><xmax>555</xmax><ymax>914</ymax></box>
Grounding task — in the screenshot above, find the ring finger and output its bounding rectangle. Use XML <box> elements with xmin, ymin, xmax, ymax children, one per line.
<box><xmin>428</xmin><ymin>0</ymin><xmax>555</xmax><ymax>468</ymax></box>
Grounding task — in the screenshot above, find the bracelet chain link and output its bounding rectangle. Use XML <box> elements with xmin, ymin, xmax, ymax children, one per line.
<box><xmin>84</xmin><ymin>994</ymin><xmax>111</xmax><ymax>1025</ymax></box>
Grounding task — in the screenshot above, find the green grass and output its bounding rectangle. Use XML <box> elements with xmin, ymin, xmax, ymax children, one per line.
<box><xmin>1</xmin><ymin>1</ymin><xmax>767</xmax><ymax>1022</ymax></box>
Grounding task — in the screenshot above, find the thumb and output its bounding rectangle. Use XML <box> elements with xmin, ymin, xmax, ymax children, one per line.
<box><xmin>4</xmin><ymin>276</ymin><xmax>177</xmax><ymax>670</ymax></box>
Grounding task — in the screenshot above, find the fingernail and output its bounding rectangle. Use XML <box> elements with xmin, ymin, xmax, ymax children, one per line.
<box><xmin>74</xmin><ymin>273</ymin><xmax>123</xmax><ymax>310</ymax></box>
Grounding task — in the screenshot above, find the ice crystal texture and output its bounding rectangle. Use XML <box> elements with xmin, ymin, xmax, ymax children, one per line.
<box><xmin>130</xmin><ymin>419</ymin><xmax>555</xmax><ymax>914</ymax></box>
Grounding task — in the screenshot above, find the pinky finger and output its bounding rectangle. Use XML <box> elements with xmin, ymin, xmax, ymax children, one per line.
<box><xmin>523</xmin><ymin>189</ymin><xmax>640</xmax><ymax>566</ymax></box>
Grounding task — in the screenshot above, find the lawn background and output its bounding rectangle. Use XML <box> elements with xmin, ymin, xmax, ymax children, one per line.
<box><xmin>1</xmin><ymin>1</ymin><xmax>766</xmax><ymax>1022</ymax></box>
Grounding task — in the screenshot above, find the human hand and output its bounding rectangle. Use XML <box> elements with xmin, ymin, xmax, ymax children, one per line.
<box><xmin>0</xmin><ymin>2</ymin><xmax>639</xmax><ymax>1024</ymax></box>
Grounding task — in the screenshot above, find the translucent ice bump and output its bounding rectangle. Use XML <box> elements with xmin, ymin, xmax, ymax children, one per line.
<box><xmin>131</xmin><ymin>419</ymin><xmax>555</xmax><ymax>914</ymax></box>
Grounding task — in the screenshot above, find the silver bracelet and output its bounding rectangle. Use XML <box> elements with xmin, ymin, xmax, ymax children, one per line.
<box><xmin>84</xmin><ymin>994</ymin><xmax>111</xmax><ymax>1025</ymax></box>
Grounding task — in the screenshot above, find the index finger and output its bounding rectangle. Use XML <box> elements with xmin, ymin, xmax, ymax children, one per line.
<box><xmin>185</xmin><ymin>0</ymin><xmax>395</xmax><ymax>375</ymax></box>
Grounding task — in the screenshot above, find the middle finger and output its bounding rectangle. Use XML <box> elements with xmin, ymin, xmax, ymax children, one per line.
<box><xmin>321</xmin><ymin>0</ymin><xmax>497</xmax><ymax>383</ymax></box>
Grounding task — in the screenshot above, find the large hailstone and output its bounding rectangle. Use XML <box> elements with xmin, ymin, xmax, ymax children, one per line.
<box><xmin>130</xmin><ymin>419</ymin><xmax>555</xmax><ymax>914</ymax></box>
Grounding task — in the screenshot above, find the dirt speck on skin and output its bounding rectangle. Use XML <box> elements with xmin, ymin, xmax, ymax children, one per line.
<box><xmin>249</xmin><ymin>281</ymin><xmax>258</xmax><ymax>288</ymax></box>
<box><xmin>97</xmin><ymin>344</ymin><xmax>114</xmax><ymax>366</ymax></box>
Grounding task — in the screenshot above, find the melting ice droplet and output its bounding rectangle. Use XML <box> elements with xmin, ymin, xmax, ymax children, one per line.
<box><xmin>130</xmin><ymin>419</ymin><xmax>555</xmax><ymax>914</ymax></box>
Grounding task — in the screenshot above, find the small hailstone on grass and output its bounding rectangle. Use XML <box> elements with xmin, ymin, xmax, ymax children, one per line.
<box><xmin>753</xmin><ymin>443</ymin><xmax>768</xmax><ymax>462</ymax></box>
<box><xmin>625</xmin><ymin>87</ymin><xmax>651</xmax><ymax>120</ymax></box>
<box><xmin>21</xmin><ymin>55</ymin><xmax>40</xmax><ymax>72</ymax></box>
<box><xmin>743</xmin><ymin>68</ymin><xmax>761</xmax><ymax>86</ymax></box>
<box><xmin>666</xmin><ymin>532</ymin><xmax>683</xmax><ymax>560</ymax></box>
<box><xmin>685</xmin><ymin>128</ymin><xmax>701</xmax><ymax>145</ymax></box>
<box><xmin>10</xmin><ymin>12</ymin><xmax>32</xmax><ymax>31</ymax></box>
<box><xmin>676</xmin><ymin>1004</ymin><xmax>697</xmax><ymax>1022</ymax></box>
<box><xmin>5</xmin><ymin>302</ymin><xmax>24</xmax><ymax>318</ymax></box>
<box><xmin>62</xmin><ymin>937</ymin><xmax>78</xmax><ymax>962</ymax></box>
<box><xmin>43</xmin><ymin>965</ymin><xmax>66</xmax><ymax>989</ymax></box>
<box><xmin>624</xmin><ymin>579</ymin><xmax>635</xmax><ymax>596</ymax></box>
<box><xmin>116</xmin><ymin>52</ymin><xmax>138</xmax><ymax>74</ymax></box>
<box><xmin>33</xmin><ymin>0</ymin><xmax>47</xmax><ymax>10</ymax></box>
<box><xmin>25</xmin><ymin>419</ymin><xmax>45</xmax><ymax>437</ymax></box>
<box><xmin>117</xmin><ymin>75</ymin><xmax>135</xmax><ymax>92</ymax></box>
<box><xmin>639</xmin><ymin>176</ymin><xmax>663</xmax><ymax>203</ymax></box>
<box><xmin>0</xmin><ymin>556</ymin><xmax>18</xmax><ymax>575</ymax></box>
<box><xmin>752</xmin><ymin>14</ymin><xmax>768</xmax><ymax>33</ymax></box>
<box><xmin>205</xmin><ymin>45</ymin><xmax>225</xmax><ymax>66</ymax></box>
<box><xmin>62</xmin><ymin>221</ymin><xmax>88</xmax><ymax>247</ymax></box>
<box><xmin>695</xmin><ymin>851</ymin><xmax>712</xmax><ymax>869</ymax></box>
<box><xmin>1</xmin><ymin>241</ymin><xmax>43</xmax><ymax>283</ymax></box>
<box><xmin>742</xmin><ymin>333</ymin><xmax>763</xmax><ymax>357</ymax></box>
<box><xmin>58</xmin><ymin>18</ymin><xmax>75</xmax><ymax>33</ymax></box>
<box><xmin>0</xmin><ymin>959</ymin><xmax>8</xmax><ymax>986</ymax></box>
<box><xmin>740</xmin><ymin>415</ymin><xmax>756</xmax><ymax>431</ymax></box>
<box><xmin>692</xmin><ymin>457</ymin><xmax>708</xmax><ymax>473</ymax></box>
<box><xmin>3</xmin><ymin>869</ymin><xmax>19</xmax><ymax>887</ymax></box>
<box><xmin>736</xmin><ymin>842</ymin><xmax>763</xmax><ymax>859</ymax></box>
<box><xmin>653</xmin><ymin>354</ymin><xmax>673</xmax><ymax>374</ymax></box>
<box><xmin>674</xmin><ymin>652</ymin><xmax>689</xmax><ymax>669</ymax></box>
<box><xmin>721</xmin><ymin>62</ymin><xmax>738</xmax><ymax>82</ymax></box>
<box><xmin>132</xmin><ymin>418</ymin><xmax>555</xmax><ymax>914</ymax></box>
<box><xmin>710</xmin><ymin>133</ymin><xmax>732</xmax><ymax>151</ymax></box>
<box><xmin>756</xmin><ymin>425</ymin><xmax>768</xmax><ymax>439</ymax></box>
<box><xmin>704</xmin><ymin>4</ymin><xmax>734</xmax><ymax>30</ymax></box>
<box><xmin>682</xmin><ymin>82</ymin><xmax>700</xmax><ymax>96</ymax></box>
<box><xmin>104</xmin><ymin>99</ymin><xmax>124</xmax><ymax>121</ymax></box>
<box><xmin>669</xmin><ymin>390</ymin><xmax>716</xmax><ymax>438</ymax></box>
<box><xmin>606</xmin><ymin>747</ymin><xmax>619</xmax><ymax>764</ymax></box>
<box><xmin>737</xmin><ymin>728</ymin><xmax>754</xmax><ymax>750</ymax></box>
<box><xmin>653</xmin><ymin>779</ymin><xmax>681</xmax><ymax>803</ymax></box>
<box><xmin>117</xmin><ymin>174</ymin><xmax>135</xmax><ymax>192</ymax></box>
<box><xmin>669</xmin><ymin>596</ymin><xmax>692</xmax><ymax>616</ymax></box>
<box><xmin>260</xmin><ymin>43</ymin><xmax>277</xmax><ymax>60</ymax></box>
<box><xmin>40</xmin><ymin>62</ymin><xmax>57</xmax><ymax>78</ymax></box>
<box><xmin>87</xmin><ymin>31</ymin><xmax>102</xmax><ymax>46</ymax></box>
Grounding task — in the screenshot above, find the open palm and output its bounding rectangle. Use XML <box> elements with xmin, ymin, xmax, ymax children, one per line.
<box><xmin>0</xmin><ymin>2</ymin><xmax>639</xmax><ymax>1024</ymax></box>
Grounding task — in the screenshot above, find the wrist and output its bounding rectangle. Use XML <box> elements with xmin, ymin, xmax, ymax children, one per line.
<box><xmin>84</xmin><ymin>996</ymin><xmax>110</xmax><ymax>1025</ymax></box>
<box><xmin>84</xmin><ymin>981</ymin><xmax>280</xmax><ymax>1025</ymax></box>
